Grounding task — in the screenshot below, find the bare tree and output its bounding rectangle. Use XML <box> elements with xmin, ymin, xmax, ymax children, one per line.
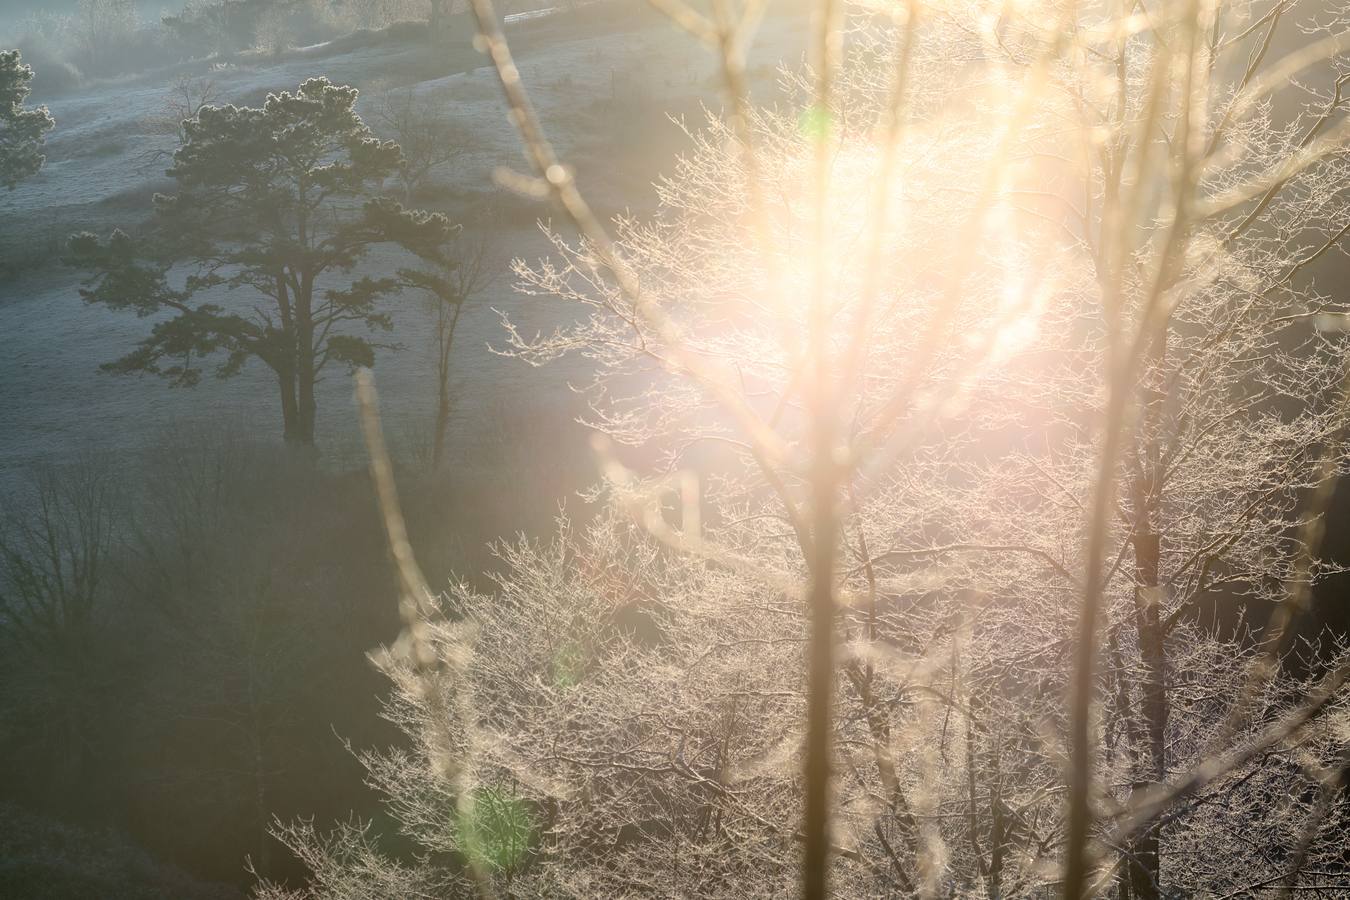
<box><xmin>137</xmin><ymin>74</ymin><xmax>220</xmax><ymax>173</ymax></box>
<box><xmin>0</xmin><ymin>460</ymin><xmax>121</xmax><ymax>806</ymax></box>
<box><xmin>371</xmin><ymin>87</ymin><xmax>478</xmax><ymax>202</ymax></box>
<box><xmin>400</xmin><ymin>220</ymin><xmax>495</xmax><ymax>470</ymax></box>
<box><xmin>260</xmin><ymin>0</ymin><xmax>1350</xmax><ymax>897</ymax></box>
<box><xmin>428</xmin><ymin>0</ymin><xmax>450</xmax><ymax>33</ymax></box>
<box><xmin>70</xmin><ymin>0</ymin><xmax>140</xmax><ymax>79</ymax></box>
<box><xmin>123</xmin><ymin>431</ymin><xmax>388</xmax><ymax>879</ymax></box>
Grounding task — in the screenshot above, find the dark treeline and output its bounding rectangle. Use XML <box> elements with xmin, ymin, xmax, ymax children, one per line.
<box><xmin>0</xmin><ymin>408</ymin><xmax>592</xmax><ymax>895</ymax></box>
<box><xmin>3</xmin><ymin>418</ymin><xmax>1345</xmax><ymax>895</ymax></box>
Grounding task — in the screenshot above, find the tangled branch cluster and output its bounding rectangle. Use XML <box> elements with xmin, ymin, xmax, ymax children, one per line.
<box><xmin>260</xmin><ymin>0</ymin><xmax>1350</xmax><ymax>896</ymax></box>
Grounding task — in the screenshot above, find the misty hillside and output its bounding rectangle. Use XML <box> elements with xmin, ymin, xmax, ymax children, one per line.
<box><xmin>3</xmin><ymin>1</ymin><xmax>1350</xmax><ymax>898</ymax></box>
<box><xmin>0</xmin><ymin>3</ymin><xmax>804</xmax><ymax>488</ymax></box>
<box><xmin>0</xmin><ymin>0</ymin><xmax>169</xmax><ymax>35</ymax></box>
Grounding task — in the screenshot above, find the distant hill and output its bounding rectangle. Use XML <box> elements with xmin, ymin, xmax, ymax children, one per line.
<box><xmin>0</xmin><ymin>0</ymin><xmax>184</xmax><ymax>36</ymax></box>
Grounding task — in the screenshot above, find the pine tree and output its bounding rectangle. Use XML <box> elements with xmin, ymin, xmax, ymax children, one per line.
<box><xmin>0</xmin><ymin>50</ymin><xmax>55</xmax><ymax>191</ymax></box>
<box><xmin>70</xmin><ymin>77</ymin><xmax>456</xmax><ymax>446</ymax></box>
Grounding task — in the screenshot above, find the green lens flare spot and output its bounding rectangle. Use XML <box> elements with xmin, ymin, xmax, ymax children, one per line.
<box><xmin>552</xmin><ymin>642</ymin><xmax>584</xmax><ymax>687</ymax></box>
<box><xmin>798</xmin><ymin>105</ymin><xmax>832</xmax><ymax>141</ymax></box>
<box><xmin>455</xmin><ymin>786</ymin><xmax>533</xmax><ymax>874</ymax></box>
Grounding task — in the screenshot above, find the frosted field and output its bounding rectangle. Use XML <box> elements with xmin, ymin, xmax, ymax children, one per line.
<box><xmin>0</xmin><ymin>225</ymin><xmax>585</xmax><ymax>478</ymax></box>
<box><xmin>0</xmin><ymin>15</ymin><xmax>669</xmax><ymax>485</ymax></box>
<box><xmin>0</xmin><ymin>5</ymin><xmax>803</xmax><ymax>489</ymax></box>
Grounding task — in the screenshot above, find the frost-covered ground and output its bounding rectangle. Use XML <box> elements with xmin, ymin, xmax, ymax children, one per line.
<box><xmin>0</xmin><ymin>4</ymin><xmax>805</xmax><ymax>490</ymax></box>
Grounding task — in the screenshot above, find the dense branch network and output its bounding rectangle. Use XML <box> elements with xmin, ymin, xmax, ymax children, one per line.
<box><xmin>259</xmin><ymin>1</ymin><xmax>1350</xmax><ymax>897</ymax></box>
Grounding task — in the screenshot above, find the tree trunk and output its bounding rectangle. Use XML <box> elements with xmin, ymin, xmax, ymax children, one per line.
<box><xmin>295</xmin><ymin>277</ymin><xmax>317</xmax><ymax>447</ymax></box>
<box><xmin>431</xmin><ymin>293</ymin><xmax>465</xmax><ymax>470</ymax></box>
<box><xmin>431</xmin><ymin>388</ymin><xmax>450</xmax><ymax>470</ymax></box>
<box><xmin>296</xmin><ymin>369</ymin><xmax>316</xmax><ymax>446</ymax></box>
<box><xmin>802</xmin><ymin>445</ymin><xmax>838</xmax><ymax>899</ymax></box>
<box><xmin>1127</xmin><ymin>526</ymin><xmax>1166</xmax><ymax>900</ymax></box>
<box><xmin>275</xmin><ymin>275</ymin><xmax>306</xmax><ymax>446</ymax></box>
<box><xmin>1126</xmin><ymin>332</ymin><xmax>1169</xmax><ymax>900</ymax></box>
<box><xmin>428</xmin><ymin>0</ymin><xmax>448</xmax><ymax>33</ymax></box>
<box><xmin>58</xmin><ymin>650</ymin><xmax>89</xmax><ymax>811</ymax></box>
<box><xmin>988</xmin><ymin>745</ymin><xmax>1005</xmax><ymax>900</ymax></box>
<box><xmin>279</xmin><ymin>365</ymin><xmax>301</xmax><ymax>445</ymax></box>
